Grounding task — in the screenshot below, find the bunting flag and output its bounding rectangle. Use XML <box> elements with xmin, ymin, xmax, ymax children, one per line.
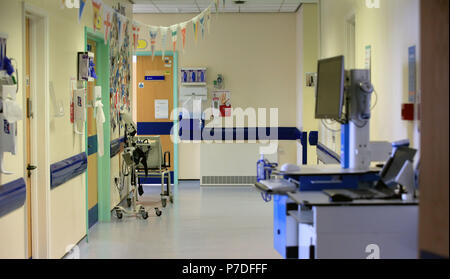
<box><xmin>214</xmin><ymin>0</ymin><xmax>219</xmax><ymax>13</ymax></box>
<box><xmin>92</xmin><ymin>0</ymin><xmax>103</xmax><ymax>31</ymax></box>
<box><xmin>78</xmin><ymin>0</ymin><xmax>86</xmax><ymax>22</ymax></box>
<box><xmin>103</xmin><ymin>6</ymin><xmax>112</xmax><ymax>44</ymax></box>
<box><xmin>117</xmin><ymin>15</ymin><xmax>122</xmax><ymax>45</ymax></box>
<box><xmin>192</xmin><ymin>16</ymin><xmax>199</xmax><ymax>43</ymax></box>
<box><xmin>206</xmin><ymin>8</ymin><xmax>212</xmax><ymax>34</ymax></box>
<box><xmin>180</xmin><ymin>21</ymin><xmax>188</xmax><ymax>53</ymax></box>
<box><xmin>121</xmin><ymin>18</ymin><xmax>128</xmax><ymax>47</ymax></box>
<box><xmin>199</xmin><ymin>16</ymin><xmax>205</xmax><ymax>39</ymax></box>
<box><xmin>149</xmin><ymin>26</ymin><xmax>159</xmax><ymax>60</ymax></box>
<box><xmin>66</xmin><ymin>0</ymin><xmax>218</xmax><ymax>56</ymax></box>
<box><xmin>160</xmin><ymin>26</ymin><xmax>169</xmax><ymax>60</ymax></box>
<box><xmin>170</xmin><ymin>24</ymin><xmax>179</xmax><ymax>53</ymax></box>
<box><xmin>132</xmin><ymin>22</ymin><xmax>140</xmax><ymax>51</ymax></box>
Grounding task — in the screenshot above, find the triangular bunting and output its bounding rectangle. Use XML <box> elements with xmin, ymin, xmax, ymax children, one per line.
<box><xmin>102</xmin><ymin>6</ymin><xmax>112</xmax><ymax>44</ymax></box>
<box><xmin>180</xmin><ymin>21</ymin><xmax>188</xmax><ymax>53</ymax></box>
<box><xmin>160</xmin><ymin>26</ymin><xmax>169</xmax><ymax>60</ymax></box>
<box><xmin>192</xmin><ymin>16</ymin><xmax>199</xmax><ymax>43</ymax></box>
<box><xmin>149</xmin><ymin>26</ymin><xmax>159</xmax><ymax>60</ymax></box>
<box><xmin>92</xmin><ymin>0</ymin><xmax>103</xmax><ymax>31</ymax></box>
<box><xmin>170</xmin><ymin>24</ymin><xmax>179</xmax><ymax>53</ymax></box>
<box><xmin>78</xmin><ymin>0</ymin><xmax>86</xmax><ymax>23</ymax></box>
<box><xmin>132</xmin><ymin>22</ymin><xmax>141</xmax><ymax>51</ymax></box>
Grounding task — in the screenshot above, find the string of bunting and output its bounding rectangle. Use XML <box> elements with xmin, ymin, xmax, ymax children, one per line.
<box><xmin>64</xmin><ymin>0</ymin><xmax>221</xmax><ymax>59</ymax></box>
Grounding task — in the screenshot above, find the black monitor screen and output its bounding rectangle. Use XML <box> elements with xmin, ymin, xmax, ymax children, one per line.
<box><xmin>380</xmin><ymin>147</ymin><xmax>417</xmax><ymax>186</ymax></box>
<box><xmin>315</xmin><ymin>56</ymin><xmax>345</xmax><ymax>120</ymax></box>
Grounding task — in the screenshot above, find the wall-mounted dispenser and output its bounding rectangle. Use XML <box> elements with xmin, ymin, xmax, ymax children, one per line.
<box><xmin>77</xmin><ymin>52</ymin><xmax>96</xmax><ymax>82</ymax></box>
<box><xmin>73</xmin><ymin>87</ymin><xmax>86</xmax><ymax>135</ymax></box>
<box><xmin>0</xmin><ymin>33</ymin><xmax>22</xmax><ymax>174</ymax></box>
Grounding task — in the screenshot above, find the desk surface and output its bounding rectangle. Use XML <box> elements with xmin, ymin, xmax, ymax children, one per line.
<box><xmin>275</xmin><ymin>165</ymin><xmax>381</xmax><ymax>176</ymax></box>
<box><xmin>288</xmin><ymin>192</ymin><xmax>419</xmax><ymax>207</ymax></box>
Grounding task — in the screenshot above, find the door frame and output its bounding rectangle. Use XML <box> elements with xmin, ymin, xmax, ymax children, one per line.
<box><xmin>134</xmin><ymin>51</ymin><xmax>179</xmax><ymax>186</ymax></box>
<box><xmin>84</xmin><ymin>28</ymin><xmax>111</xmax><ymax>235</ymax></box>
<box><xmin>22</xmin><ymin>3</ymin><xmax>51</xmax><ymax>259</ymax></box>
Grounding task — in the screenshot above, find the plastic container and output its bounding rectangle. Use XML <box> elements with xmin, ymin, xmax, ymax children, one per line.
<box><xmin>182</xmin><ymin>70</ymin><xmax>188</xmax><ymax>83</ymax></box>
<box><xmin>257</xmin><ymin>155</ymin><xmax>266</xmax><ymax>182</ymax></box>
<box><xmin>257</xmin><ymin>154</ymin><xmax>279</xmax><ymax>182</ymax></box>
<box><xmin>190</xmin><ymin>70</ymin><xmax>197</xmax><ymax>83</ymax></box>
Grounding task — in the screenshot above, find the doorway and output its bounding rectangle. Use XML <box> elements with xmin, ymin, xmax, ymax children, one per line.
<box><xmin>24</xmin><ymin>4</ymin><xmax>51</xmax><ymax>259</ymax></box>
<box><xmin>84</xmin><ymin>28</ymin><xmax>111</xmax><ymax>235</ymax></box>
<box><xmin>86</xmin><ymin>39</ymin><xmax>99</xmax><ymax>229</ymax></box>
<box><xmin>134</xmin><ymin>52</ymin><xmax>179</xmax><ymax>186</ymax></box>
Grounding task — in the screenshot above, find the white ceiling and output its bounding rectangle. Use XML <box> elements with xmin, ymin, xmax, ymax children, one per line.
<box><xmin>132</xmin><ymin>0</ymin><xmax>316</xmax><ymax>14</ymax></box>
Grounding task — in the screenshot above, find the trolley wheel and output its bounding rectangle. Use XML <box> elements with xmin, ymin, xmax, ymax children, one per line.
<box><xmin>161</xmin><ymin>199</ymin><xmax>167</xmax><ymax>208</ymax></box>
<box><xmin>170</xmin><ymin>196</ymin><xmax>174</xmax><ymax>204</ymax></box>
<box><xmin>127</xmin><ymin>198</ymin><xmax>132</xmax><ymax>207</ymax></box>
<box><xmin>116</xmin><ymin>210</ymin><xmax>123</xmax><ymax>219</ymax></box>
<box><xmin>155</xmin><ymin>208</ymin><xmax>162</xmax><ymax>217</ymax></box>
<box><xmin>142</xmin><ymin>211</ymin><xmax>149</xmax><ymax>220</ymax></box>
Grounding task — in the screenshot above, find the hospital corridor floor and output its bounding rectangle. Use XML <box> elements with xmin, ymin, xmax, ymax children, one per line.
<box><xmin>78</xmin><ymin>181</ymin><xmax>281</xmax><ymax>259</ymax></box>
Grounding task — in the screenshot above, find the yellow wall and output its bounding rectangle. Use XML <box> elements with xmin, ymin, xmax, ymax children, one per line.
<box><xmin>319</xmin><ymin>0</ymin><xmax>421</xmax><ymax>154</ymax></box>
<box><xmin>134</xmin><ymin>13</ymin><xmax>298</xmax><ymax>175</ymax></box>
<box><xmin>296</xmin><ymin>4</ymin><xmax>319</xmax><ymax>165</ymax></box>
<box><xmin>0</xmin><ymin>0</ymin><xmax>131</xmax><ymax>259</ymax></box>
<box><xmin>0</xmin><ymin>0</ymin><xmax>26</xmax><ymax>259</ymax></box>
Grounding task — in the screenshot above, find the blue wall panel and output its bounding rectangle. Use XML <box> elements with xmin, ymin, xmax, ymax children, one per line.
<box><xmin>0</xmin><ymin>178</ymin><xmax>26</xmax><ymax>218</ymax></box>
<box><xmin>50</xmin><ymin>153</ymin><xmax>88</xmax><ymax>189</ymax></box>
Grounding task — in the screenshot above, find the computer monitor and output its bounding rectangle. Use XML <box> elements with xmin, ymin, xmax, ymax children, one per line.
<box><xmin>315</xmin><ymin>56</ymin><xmax>345</xmax><ymax>120</ymax></box>
<box><xmin>379</xmin><ymin>146</ymin><xmax>417</xmax><ymax>187</ymax></box>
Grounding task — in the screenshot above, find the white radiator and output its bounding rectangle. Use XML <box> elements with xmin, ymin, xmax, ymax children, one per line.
<box><xmin>200</xmin><ymin>143</ymin><xmax>278</xmax><ymax>186</ymax></box>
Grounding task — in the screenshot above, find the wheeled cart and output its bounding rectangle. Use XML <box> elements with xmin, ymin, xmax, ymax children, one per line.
<box><xmin>113</xmin><ymin>148</ymin><xmax>162</xmax><ymax>220</ymax></box>
<box><xmin>137</xmin><ymin>169</ymin><xmax>173</xmax><ymax>208</ymax></box>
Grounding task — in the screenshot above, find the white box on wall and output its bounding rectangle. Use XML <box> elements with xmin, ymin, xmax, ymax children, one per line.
<box><xmin>180</xmin><ymin>86</ymin><xmax>207</xmax><ymax>101</ymax></box>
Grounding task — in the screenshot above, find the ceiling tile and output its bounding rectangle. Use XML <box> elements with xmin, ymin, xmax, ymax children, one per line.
<box><xmin>133</xmin><ymin>0</ymin><xmax>304</xmax><ymax>14</ymax></box>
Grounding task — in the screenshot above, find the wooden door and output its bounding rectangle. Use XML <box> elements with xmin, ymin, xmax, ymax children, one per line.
<box><xmin>136</xmin><ymin>55</ymin><xmax>174</xmax><ymax>177</ymax></box>
<box><xmin>419</xmin><ymin>0</ymin><xmax>449</xmax><ymax>258</ymax></box>
<box><xmin>25</xmin><ymin>17</ymin><xmax>32</xmax><ymax>259</ymax></box>
<box><xmin>86</xmin><ymin>39</ymin><xmax>98</xmax><ymax>228</ymax></box>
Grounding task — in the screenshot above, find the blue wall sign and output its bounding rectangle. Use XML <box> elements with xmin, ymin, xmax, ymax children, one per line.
<box><xmin>145</xmin><ymin>76</ymin><xmax>165</xmax><ymax>81</ymax></box>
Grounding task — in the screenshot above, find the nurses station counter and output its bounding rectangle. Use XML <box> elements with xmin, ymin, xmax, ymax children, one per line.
<box><xmin>287</xmin><ymin>191</ymin><xmax>418</xmax><ymax>259</ymax></box>
<box><xmin>256</xmin><ymin>165</ymin><xmax>419</xmax><ymax>260</ymax></box>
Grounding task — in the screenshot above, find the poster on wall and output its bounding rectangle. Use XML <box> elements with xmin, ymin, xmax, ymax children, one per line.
<box><xmin>155</xmin><ymin>99</ymin><xmax>169</xmax><ymax>119</ymax></box>
<box><xmin>212</xmin><ymin>90</ymin><xmax>231</xmax><ymax>118</ymax></box>
<box><xmin>408</xmin><ymin>45</ymin><xmax>417</xmax><ymax>103</ymax></box>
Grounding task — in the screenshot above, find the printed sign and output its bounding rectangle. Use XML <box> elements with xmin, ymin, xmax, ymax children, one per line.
<box><xmin>145</xmin><ymin>76</ymin><xmax>165</xmax><ymax>81</ymax></box>
<box><xmin>155</xmin><ymin>99</ymin><xmax>169</xmax><ymax>119</ymax></box>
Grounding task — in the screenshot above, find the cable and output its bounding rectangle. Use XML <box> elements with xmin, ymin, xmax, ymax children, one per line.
<box><xmin>351</xmin><ymin>119</ymin><xmax>368</xmax><ymax>129</ymax></box>
<box><xmin>371</xmin><ymin>89</ymin><xmax>378</xmax><ymax>111</ymax></box>
<box><xmin>321</xmin><ymin>119</ymin><xmax>341</xmax><ymax>133</ymax></box>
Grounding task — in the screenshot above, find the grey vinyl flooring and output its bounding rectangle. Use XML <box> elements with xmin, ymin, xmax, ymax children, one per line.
<box><xmin>78</xmin><ymin>181</ymin><xmax>281</xmax><ymax>259</ymax></box>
